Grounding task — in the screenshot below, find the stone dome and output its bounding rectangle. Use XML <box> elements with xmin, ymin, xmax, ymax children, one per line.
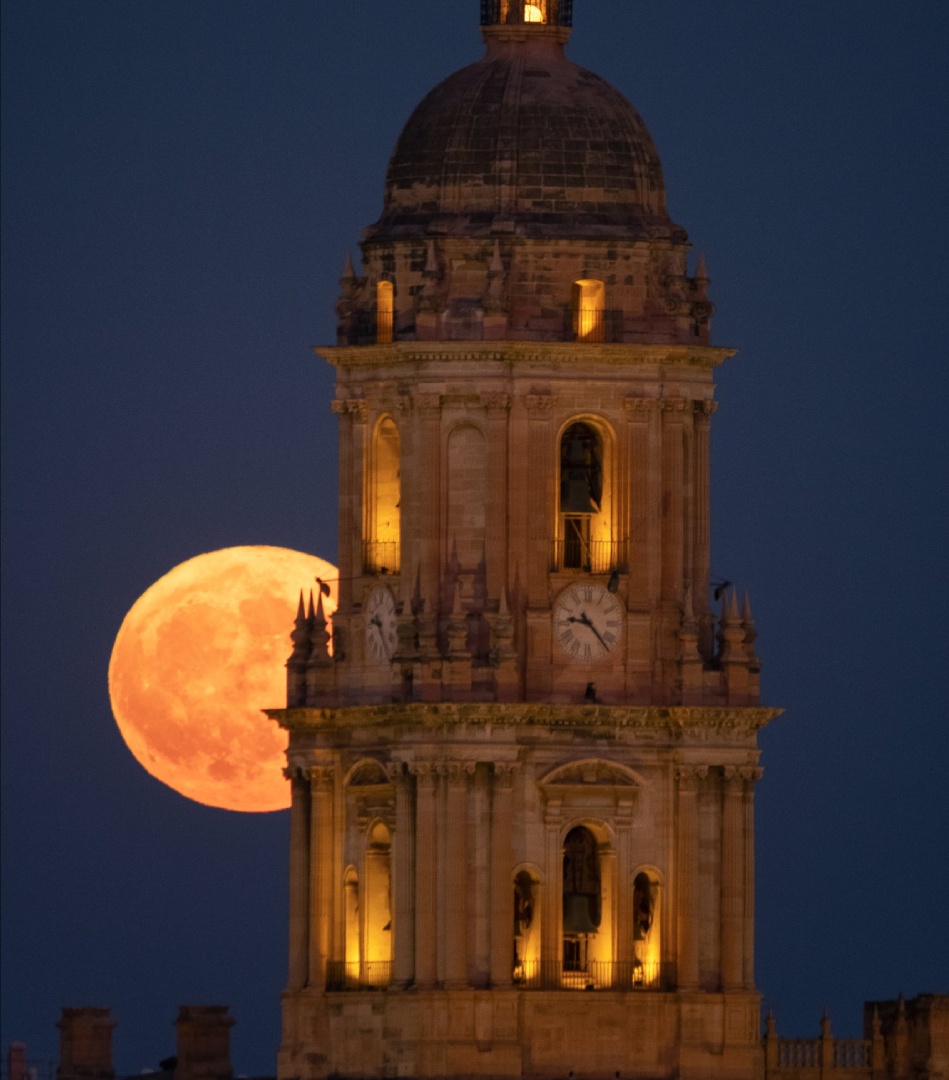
<box><xmin>365</xmin><ymin>29</ymin><xmax>679</xmax><ymax>244</ymax></box>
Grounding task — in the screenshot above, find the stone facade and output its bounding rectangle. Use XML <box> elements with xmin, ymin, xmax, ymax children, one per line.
<box><xmin>269</xmin><ymin>6</ymin><xmax>776</xmax><ymax>1079</ymax></box>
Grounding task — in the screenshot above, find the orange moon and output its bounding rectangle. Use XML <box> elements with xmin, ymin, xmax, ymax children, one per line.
<box><xmin>108</xmin><ymin>546</ymin><xmax>337</xmax><ymax>812</ymax></box>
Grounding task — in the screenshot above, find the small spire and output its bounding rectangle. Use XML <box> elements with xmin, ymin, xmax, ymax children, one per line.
<box><xmin>728</xmin><ymin>590</ymin><xmax>740</xmax><ymax>622</ymax></box>
<box><xmin>341</xmin><ymin>252</ymin><xmax>355</xmax><ymax>280</ymax></box>
<box><xmin>741</xmin><ymin>591</ymin><xmax>753</xmax><ymax>623</ymax></box>
<box><xmin>424</xmin><ymin>239</ymin><xmax>439</xmax><ymax>277</ymax></box>
<box><xmin>695</xmin><ymin>253</ymin><xmax>709</xmax><ymax>282</ymax></box>
<box><xmin>498</xmin><ymin>587</ymin><xmax>510</xmax><ymax>619</ymax></box>
<box><xmin>295</xmin><ymin>590</ymin><xmax>306</xmax><ymax>623</ymax></box>
<box><xmin>306</xmin><ymin>589</ymin><xmax>316</xmax><ymax>621</ymax></box>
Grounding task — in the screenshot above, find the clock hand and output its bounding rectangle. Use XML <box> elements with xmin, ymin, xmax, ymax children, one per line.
<box><xmin>577</xmin><ymin>611</ymin><xmax>609</xmax><ymax>651</ymax></box>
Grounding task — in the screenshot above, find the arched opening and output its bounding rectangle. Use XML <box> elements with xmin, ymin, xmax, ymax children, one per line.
<box><xmin>499</xmin><ymin>0</ymin><xmax>548</xmax><ymax>23</ymax></box>
<box><xmin>343</xmin><ymin>867</ymin><xmax>360</xmax><ymax>986</ymax></box>
<box><xmin>559</xmin><ymin>420</ymin><xmax>616</xmax><ymax>572</ymax></box>
<box><xmin>363</xmin><ymin>821</ymin><xmax>392</xmax><ymax>985</ymax></box>
<box><xmin>376</xmin><ymin>281</ymin><xmax>393</xmax><ymax>344</ymax></box>
<box><xmin>562</xmin><ymin>826</ymin><xmax>601</xmax><ymax>984</ymax></box>
<box><xmin>513</xmin><ymin>868</ymin><xmax>541</xmax><ymax>984</ymax></box>
<box><xmin>632</xmin><ymin>869</ymin><xmax>662</xmax><ymax>989</ymax></box>
<box><xmin>573</xmin><ymin>279</ymin><xmax>606</xmax><ymax>342</ymax></box>
<box><xmin>366</xmin><ymin>416</ymin><xmax>401</xmax><ymax>573</ymax></box>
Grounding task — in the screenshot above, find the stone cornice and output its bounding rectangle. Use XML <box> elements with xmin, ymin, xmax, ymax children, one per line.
<box><xmin>317</xmin><ymin>342</ymin><xmax>736</xmax><ymax>371</ymax></box>
<box><xmin>265</xmin><ymin>702</ymin><xmax>782</xmax><ymax>734</ymax></box>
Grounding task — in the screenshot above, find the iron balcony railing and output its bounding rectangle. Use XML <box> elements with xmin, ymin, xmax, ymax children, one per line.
<box><xmin>553</xmin><ymin>537</ymin><xmax>628</xmax><ymax>574</ymax></box>
<box><xmin>363</xmin><ymin>541</ymin><xmax>400</xmax><ymax>575</ymax></box>
<box><xmin>325</xmin><ymin>961</ymin><xmax>392</xmax><ymax>991</ymax></box>
<box><xmin>513</xmin><ymin>960</ymin><xmax>675</xmax><ymax>991</ymax></box>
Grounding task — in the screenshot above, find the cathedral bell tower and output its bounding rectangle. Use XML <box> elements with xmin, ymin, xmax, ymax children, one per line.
<box><xmin>269</xmin><ymin>6</ymin><xmax>779</xmax><ymax>1078</ymax></box>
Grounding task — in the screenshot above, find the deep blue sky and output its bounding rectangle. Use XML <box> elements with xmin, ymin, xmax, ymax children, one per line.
<box><xmin>3</xmin><ymin>2</ymin><xmax>948</xmax><ymax>1074</ymax></box>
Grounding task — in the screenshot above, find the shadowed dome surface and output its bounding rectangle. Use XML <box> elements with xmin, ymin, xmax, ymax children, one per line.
<box><xmin>367</xmin><ymin>32</ymin><xmax>677</xmax><ymax>242</ymax></box>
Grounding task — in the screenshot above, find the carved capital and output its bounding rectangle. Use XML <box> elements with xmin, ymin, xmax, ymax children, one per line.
<box><xmin>740</xmin><ymin>766</ymin><xmax>764</xmax><ymax>784</ymax></box>
<box><xmin>675</xmin><ymin>764</ymin><xmax>708</xmax><ymax>791</ymax></box>
<box><xmin>482</xmin><ymin>392</ymin><xmax>512</xmax><ymax>412</ymax></box>
<box><xmin>524</xmin><ymin>394</ymin><xmax>554</xmax><ymax>418</ymax></box>
<box><xmin>722</xmin><ymin>765</ymin><xmax>745</xmax><ymax>793</ymax></box>
<box><xmin>661</xmin><ymin>398</ymin><xmax>690</xmax><ymax>414</ymax></box>
<box><xmin>415</xmin><ymin>393</ymin><xmax>442</xmax><ymax>415</ymax></box>
<box><xmin>624</xmin><ymin>396</ymin><xmax>659</xmax><ymax>416</ymax></box>
<box><xmin>397</xmin><ymin>395</ymin><xmax>414</xmax><ymax>413</ymax></box>
<box><xmin>385</xmin><ymin>761</ymin><xmax>406</xmax><ymax>783</ymax></box>
<box><xmin>409</xmin><ymin>761</ymin><xmax>437</xmax><ymax>786</ymax></box>
<box><xmin>694</xmin><ymin>400</ymin><xmax>719</xmax><ymax>418</ymax></box>
<box><xmin>331</xmin><ymin>398</ymin><xmax>367</xmax><ymax>422</ymax></box>
<box><xmin>308</xmin><ymin>764</ymin><xmax>335</xmax><ymax>789</ymax></box>
<box><xmin>492</xmin><ymin>761</ymin><xmax>522</xmax><ymax>788</ymax></box>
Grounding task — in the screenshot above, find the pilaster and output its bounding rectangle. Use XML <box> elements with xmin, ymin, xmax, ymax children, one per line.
<box><xmin>676</xmin><ymin>764</ymin><xmax>706</xmax><ymax>990</ymax></box>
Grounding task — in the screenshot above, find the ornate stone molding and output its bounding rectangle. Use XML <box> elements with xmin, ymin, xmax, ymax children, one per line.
<box><xmin>316</xmin><ymin>342</ymin><xmax>737</xmax><ymax>371</ymax></box>
<box><xmin>675</xmin><ymin>765</ymin><xmax>709</xmax><ymax>791</ymax></box>
<box><xmin>524</xmin><ymin>394</ymin><xmax>554</xmax><ymax>418</ymax></box>
<box><xmin>623</xmin><ymin>396</ymin><xmax>660</xmax><ymax>415</ymax></box>
<box><xmin>661</xmin><ymin>398</ymin><xmax>690</xmax><ymax>414</ymax></box>
<box><xmin>740</xmin><ymin>766</ymin><xmax>764</xmax><ymax>783</ymax></box>
<box><xmin>415</xmin><ymin>393</ymin><xmax>442</xmax><ymax>415</ymax></box>
<box><xmin>267</xmin><ymin>702</ymin><xmax>783</xmax><ymax>735</ymax></box>
<box><xmin>482</xmin><ymin>392</ymin><xmax>512</xmax><ymax>412</ymax></box>
<box><xmin>330</xmin><ymin>398</ymin><xmax>368</xmax><ymax>422</ymax></box>
<box><xmin>694</xmin><ymin>400</ymin><xmax>719</xmax><ymax>418</ymax></box>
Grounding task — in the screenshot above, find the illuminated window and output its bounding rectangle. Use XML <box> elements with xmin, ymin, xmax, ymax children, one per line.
<box><xmin>562</xmin><ymin>826</ymin><xmax>600</xmax><ymax>976</ymax></box>
<box><xmin>572</xmin><ymin>278</ymin><xmax>606</xmax><ymax>342</ymax></box>
<box><xmin>499</xmin><ymin>0</ymin><xmax>548</xmax><ymax>23</ymax></box>
<box><xmin>366</xmin><ymin>417</ymin><xmax>400</xmax><ymax>573</ymax></box>
<box><xmin>376</xmin><ymin>280</ymin><xmax>393</xmax><ymax>344</ymax></box>
<box><xmin>363</xmin><ymin>821</ymin><xmax>392</xmax><ymax>984</ymax></box>
<box><xmin>632</xmin><ymin>870</ymin><xmax>662</xmax><ymax>988</ymax></box>
<box><xmin>513</xmin><ymin>869</ymin><xmax>541</xmax><ymax>983</ymax></box>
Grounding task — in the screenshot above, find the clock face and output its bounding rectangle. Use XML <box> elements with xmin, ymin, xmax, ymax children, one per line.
<box><xmin>553</xmin><ymin>583</ymin><xmax>622</xmax><ymax>662</ymax></box>
<box><xmin>365</xmin><ymin>585</ymin><xmax>398</xmax><ymax>661</ymax></box>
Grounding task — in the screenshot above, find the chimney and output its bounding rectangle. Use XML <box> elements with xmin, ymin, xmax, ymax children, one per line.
<box><xmin>56</xmin><ymin>1008</ymin><xmax>116</xmax><ymax>1080</ymax></box>
<box><xmin>8</xmin><ymin>1043</ymin><xmax>28</xmax><ymax>1080</ymax></box>
<box><xmin>174</xmin><ymin>1007</ymin><xmax>234</xmax><ymax>1080</ymax></box>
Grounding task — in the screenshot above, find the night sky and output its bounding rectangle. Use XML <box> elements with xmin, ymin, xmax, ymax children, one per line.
<box><xmin>3</xmin><ymin>2</ymin><xmax>948</xmax><ymax>1075</ymax></box>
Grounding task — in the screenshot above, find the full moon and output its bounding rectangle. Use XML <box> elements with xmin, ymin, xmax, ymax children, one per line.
<box><xmin>108</xmin><ymin>546</ymin><xmax>337</xmax><ymax>812</ymax></box>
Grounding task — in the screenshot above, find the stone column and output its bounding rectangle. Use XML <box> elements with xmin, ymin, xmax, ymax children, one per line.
<box><xmin>443</xmin><ymin>763</ymin><xmax>471</xmax><ymax>988</ymax></box>
<box><xmin>692</xmin><ymin>402</ymin><xmax>716</xmax><ymax>619</ymax></box>
<box><xmin>741</xmin><ymin>766</ymin><xmax>763</xmax><ymax>988</ymax></box>
<box><xmin>390</xmin><ymin>763</ymin><xmax>416</xmax><ymax>987</ymax></box>
<box><xmin>413</xmin><ymin>763</ymin><xmax>438</xmax><ymax>988</ymax></box>
<box><xmin>415</xmin><ymin>395</ymin><xmax>442</xmax><ymax>609</ymax></box>
<box><xmin>624</xmin><ymin>398</ymin><xmax>655</xmax><ymax>607</ymax></box>
<box><xmin>309</xmin><ymin>765</ymin><xmax>335</xmax><ymax>989</ymax></box>
<box><xmin>286</xmin><ymin>768</ymin><xmax>310</xmax><ymax>991</ymax></box>
<box><xmin>524</xmin><ymin>395</ymin><xmax>553</xmax><ymax>598</ymax></box>
<box><xmin>614</xmin><ymin>801</ymin><xmax>635</xmax><ymax>975</ymax></box>
<box><xmin>483</xmin><ymin>394</ymin><xmax>511</xmax><ymax>603</ymax></box>
<box><xmin>542</xmin><ymin>799</ymin><xmax>563</xmax><ymax>986</ymax></box>
<box><xmin>720</xmin><ymin>767</ymin><xmax>745</xmax><ymax>990</ymax></box>
<box><xmin>660</xmin><ymin>400</ymin><xmax>688</xmax><ymax>604</ymax></box>
<box><xmin>489</xmin><ymin>763</ymin><xmax>518</xmax><ymax>987</ymax></box>
<box><xmin>676</xmin><ymin>766</ymin><xmax>705</xmax><ymax>990</ymax></box>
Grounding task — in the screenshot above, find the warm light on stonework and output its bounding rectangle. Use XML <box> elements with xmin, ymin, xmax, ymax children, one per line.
<box><xmin>524</xmin><ymin>3</ymin><xmax>545</xmax><ymax>21</ymax></box>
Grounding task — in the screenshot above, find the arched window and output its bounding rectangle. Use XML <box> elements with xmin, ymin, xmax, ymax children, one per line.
<box><xmin>632</xmin><ymin>870</ymin><xmax>662</xmax><ymax>988</ymax></box>
<box><xmin>562</xmin><ymin>826</ymin><xmax>601</xmax><ymax>978</ymax></box>
<box><xmin>363</xmin><ymin>822</ymin><xmax>392</xmax><ymax>985</ymax></box>
<box><xmin>573</xmin><ymin>278</ymin><xmax>606</xmax><ymax>342</ymax></box>
<box><xmin>376</xmin><ymin>281</ymin><xmax>393</xmax><ymax>344</ymax></box>
<box><xmin>366</xmin><ymin>417</ymin><xmax>400</xmax><ymax>573</ymax></box>
<box><xmin>559</xmin><ymin>421</ymin><xmax>608</xmax><ymax>571</ymax></box>
<box><xmin>499</xmin><ymin>0</ymin><xmax>548</xmax><ymax>23</ymax></box>
<box><xmin>513</xmin><ymin>869</ymin><xmax>541</xmax><ymax>984</ymax></box>
<box><xmin>343</xmin><ymin>867</ymin><xmax>360</xmax><ymax>987</ymax></box>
